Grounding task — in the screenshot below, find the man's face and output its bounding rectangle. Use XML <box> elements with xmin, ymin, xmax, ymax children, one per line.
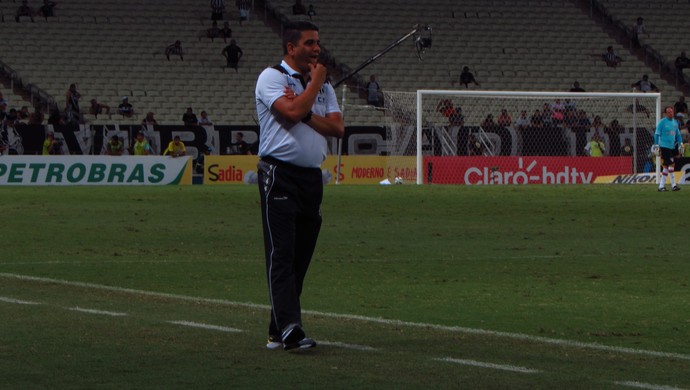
<box><xmin>288</xmin><ymin>30</ymin><xmax>320</xmax><ymax>73</ymax></box>
<box><xmin>666</xmin><ymin>107</ymin><xmax>674</xmax><ymax>119</ymax></box>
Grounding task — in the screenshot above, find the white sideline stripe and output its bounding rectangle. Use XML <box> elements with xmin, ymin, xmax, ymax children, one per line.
<box><xmin>0</xmin><ymin>252</ymin><xmax>640</xmax><ymax>265</ymax></box>
<box><xmin>0</xmin><ymin>296</ymin><xmax>42</xmax><ymax>305</ymax></box>
<box><xmin>436</xmin><ymin>357</ymin><xmax>541</xmax><ymax>374</ymax></box>
<box><xmin>319</xmin><ymin>340</ymin><xmax>378</xmax><ymax>352</ymax></box>
<box><xmin>614</xmin><ymin>381</ymin><xmax>686</xmax><ymax>390</ymax></box>
<box><xmin>167</xmin><ymin>320</ymin><xmax>243</xmax><ymax>333</ymax></box>
<box><xmin>67</xmin><ymin>307</ymin><xmax>128</xmax><ymax>317</ymax></box>
<box><xmin>3</xmin><ymin>272</ymin><xmax>690</xmax><ymax>362</ymax></box>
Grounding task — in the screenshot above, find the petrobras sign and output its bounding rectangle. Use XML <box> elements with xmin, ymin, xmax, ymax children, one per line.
<box><xmin>0</xmin><ymin>156</ymin><xmax>192</xmax><ymax>186</ymax></box>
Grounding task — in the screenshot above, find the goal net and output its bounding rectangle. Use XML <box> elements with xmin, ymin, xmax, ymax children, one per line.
<box><xmin>383</xmin><ymin>90</ymin><xmax>661</xmax><ymax>184</ymax></box>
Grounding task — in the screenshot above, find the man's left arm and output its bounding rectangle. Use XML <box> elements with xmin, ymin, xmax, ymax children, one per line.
<box><xmin>306</xmin><ymin>83</ymin><xmax>344</xmax><ymax>138</ymax></box>
<box><xmin>306</xmin><ymin>111</ymin><xmax>344</xmax><ymax>138</ymax></box>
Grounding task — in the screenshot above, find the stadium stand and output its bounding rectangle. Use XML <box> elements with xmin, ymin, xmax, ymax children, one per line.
<box><xmin>0</xmin><ymin>0</ymin><xmax>685</xmax><ymax>129</ymax></box>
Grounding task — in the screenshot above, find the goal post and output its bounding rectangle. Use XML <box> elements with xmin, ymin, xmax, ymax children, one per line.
<box><xmin>383</xmin><ymin>90</ymin><xmax>661</xmax><ymax>185</ymax></box>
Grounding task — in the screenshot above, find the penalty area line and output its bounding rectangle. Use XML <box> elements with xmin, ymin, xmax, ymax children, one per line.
<box><xmin>2</xmin><ymin>272</ymin><xmax>690</xmax><ymax>362</ymax></box>
<box><xmin>436</xmin><ymin>357</ymin><xmax>541</xmax><ymax>374</ymax></box>
<box><xmin>0</xmin><ymin>296</ymin><xmax>42</xmax><ymax>305</ymax></box>
<box><xmin>167</xmin><ymin>320</ymin><xmax>243</xmax><ymax>333</ymax></box>
<box><xmin>67</xmin><ymin>307</ymin><xmax>128</xmax><ymax>317</ymax></box>
<box><xmin>318</xmin><ymin>340</ymin><xmax>378</xmax><ymax>352</ymax></box>
<box><xmin>614</xmin><ymin>381</ymin><xmax>686</xmax><ymax>390</ymax></box>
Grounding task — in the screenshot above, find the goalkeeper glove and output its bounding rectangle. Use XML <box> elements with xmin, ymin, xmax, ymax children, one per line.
<box><xmin>679</xmin><ymin>143</ymin><xmax>685</xmax><ymax>155</ymax></box>
<box><xmin>651</xmin><ymin>144</ymin><xmax>660</xmax><ymax>156</ymax></box>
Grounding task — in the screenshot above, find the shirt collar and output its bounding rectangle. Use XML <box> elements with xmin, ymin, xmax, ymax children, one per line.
<box><xmin>280</xmin><ymin>60</ymin><xmax>301</xmax><ymax>77</ymax></box>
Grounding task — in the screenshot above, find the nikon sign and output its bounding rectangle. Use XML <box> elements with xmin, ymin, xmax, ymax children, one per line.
<box><xmin>0</xmin><ymin>156</ymin><xmax>192</xmax><ymax>186</ymax></box>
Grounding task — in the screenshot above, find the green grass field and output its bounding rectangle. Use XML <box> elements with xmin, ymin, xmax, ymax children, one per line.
<box><xmin>1</xmin><ymin>184</ymin><xmax>688</xmax><ymax>389</ymax></box>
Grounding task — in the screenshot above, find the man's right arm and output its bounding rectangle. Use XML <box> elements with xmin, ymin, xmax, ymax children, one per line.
<box><xmin>270</xmin><ymin>63</ymin><xmax>327</xmax><ymax>123</ymax></box>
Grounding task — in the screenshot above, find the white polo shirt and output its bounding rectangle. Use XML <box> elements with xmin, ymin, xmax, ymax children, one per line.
<box><xmin>255</xmin><ymin>60</ymin><xmax>340</xmax><ymax>168</ymax></box>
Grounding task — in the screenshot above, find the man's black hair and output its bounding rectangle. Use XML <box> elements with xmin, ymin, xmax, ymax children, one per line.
<box><xmin>282</xmin><ymin>21</ymin><xmax>319</xmax><ymax>55</ymax></box>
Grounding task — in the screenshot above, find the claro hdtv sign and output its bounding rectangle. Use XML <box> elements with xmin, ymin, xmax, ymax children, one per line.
<box><xmin>0</xmin><ymin>156</ymin><xmax>192</xmax><ymax>185</ymax></box>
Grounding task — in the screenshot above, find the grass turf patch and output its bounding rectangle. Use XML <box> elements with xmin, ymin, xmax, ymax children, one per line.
<box><xmin>0</xmin><ymin>184</ymin><xmax>688</xmax><ymax>388</ymax></box>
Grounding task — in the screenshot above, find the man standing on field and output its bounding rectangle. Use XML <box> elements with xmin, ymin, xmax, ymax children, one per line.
<box><xmin>654</xmin><ymin>106</ymin><xmax>683</xmax><ymax>192</ymax></box>
<box><xmin>254</xmin><ymin>21</ymin><xmax>344</xmax><ymax>351</ymax></box>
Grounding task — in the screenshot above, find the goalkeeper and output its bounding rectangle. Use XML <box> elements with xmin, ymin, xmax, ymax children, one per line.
<box><xmin>654</xmin><ymin>106</ymin><xmax>683</xmax><ymax>192</ymax></box>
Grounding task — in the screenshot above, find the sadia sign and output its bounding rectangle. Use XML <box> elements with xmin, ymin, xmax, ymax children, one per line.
<box><xmin>0</xmin><ymin>156</ymin><xmax>192</xmax><ymax>185</ymax></box>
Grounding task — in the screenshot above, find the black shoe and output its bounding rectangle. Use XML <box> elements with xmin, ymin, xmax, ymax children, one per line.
<box><xmin>281</xmin><ymin>324</ymin><xmax>316</xmax><ymax>351</ymax></box>
<box><xmin>658</xmin><ymin>187</ymin><xmax>667</xmax><ymax>192</ymax></box>
<box><xmin>673</xmin><ymin>186</ymin><xmax>681</xmax><ymax>191</ymax></box>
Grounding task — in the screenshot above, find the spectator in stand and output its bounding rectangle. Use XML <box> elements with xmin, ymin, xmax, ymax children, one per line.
<box><xmin>219</xmin><ymin>21</ymin><xmax>232</xmax><ymax>42</ymax></box>
<box><xmin>199</xmin><ymin>110</ymin><xmax>213</xmax><ymax>126</ymax></box>
<box><xmin>221</xmin><ymin>39</ymin><xmax>243</xmax><ymax>71</ymax></box>
<box><xmin>292</xmin><ymin>0</ymin><xmax>306</xmax><ymax>15</ymax></box>
<box><xmin>480</xmin><ymin>114</ymin><xmax>497</xmax><ymax>132</ymax></box>
<box><xmin>236</xmin><ymin>0</ymin><xmax>250</xmax><ymax>25</ymax></box>
<box><xmin>590</xmin><ymin>115</ymin><xmax>604</xmax><ymax>134</ymax></box>
<box><xmin>551</xmin><ymin>99</ymin><xmax>565</xmax><ymax>124</ymax></box>
<box><xmin>17</xmin><ymin>106</ymin><xmax>30</xmax><ymax>122</ymax></box>
<box><xmin>585</xmin><ymin>132</ymin><xmax>606</xmax><ymax>157</ymax></box>
<box><xmin>47</xmin><ymin>108</ymin><xmax>65</xmax><ymax>126</ymax></box>
<box><xmin>182</xmin><ymin>107</ymin><xmax>198</xmax><ymax>126</ymax></box>
<box><xmin>454</xmin><ymin>66</ymin><xmax>480</xmax><ymax>88</ymax></box>
<box><xmin>28</xmin><ymin>106</ymin><xmax>44</xmax><ymax>124</ymax></box>
<box><xmin>530</xmin><ymin>109</ymin><xmax>544</xmax><ymax>129</ymax></box>
<box><xmin>605</xmin><ymin>119</ymin><xmax>625</xmax><ymax>156</ymax></box>
<box><xmin>163</xmin><ymin>135</ymin><xmax>186</xmax><ymax>157</ymax></box>
<box><xmin>132</xmin><ymin>131</ymin><xmax>152</xmax><ymax>155</ymax></box>
<box><xmin>307</xmin><ymin>4</ymin><xmax>316</xmax><ymax>20</ymax></box>
<box><xmin>118</xmin><ymin>97</ymin><xmax>134</xmax><ymax>118</ymax></box>
<box><xmin>366</xmin><ymin>75</ymin><xmax>382</xmax><ymax>107</ymax></box>
<box><xmin>631</xmin><ymin>17</ymin><xmax>648</xmax><ymax>49</ymax></box>
<box><xmin>631</xmin><ymin>74</ymin><xmax>659</xmax><ymax>92</ymax></box>
<box><xmin>0</xmin><ymin>91</ymin><xmax>8</xmax><ymax>113</ymax></box>
<box><xmin>39</xmin><ymin>0</ymin><xmax>57</xmax><ymax>20</ymax></box>
<box><xmin>621</xmin><ymin>138</ymin><xmax>633</xmax><ymax>156</ymax></box>
<box><xmin>570</xmin><ymin>81</ymin><xmax>585</xmax><ymax>92</ymax></box>
<box><xmin>541</xmin><ymin>103</ymin><xmax>554</xmax><ymax>126</ymax></box>
<box><xmin>15</xmin><ymin>0</ymin><xmax>35</xmax><ymax>23</ymax></box>
<box><xmin>3</xmin><ymin>108</ymin><xmax>18</xmax><ymax>129</ymax></box>
<box><xmin>65</xmin><ymin>83</ymin><xmax>82</xmax><ymax>123</ymax></box>
<box><xmin>141</xmin><ymin>111</ymin><xmax>158</xmax><ymax>127</ymax></box>
<box><xmin>436</xmin><ymin>99</ymin><xmax>466</xmax><ymax>154</ymax></box>
<box><xmin>204</xmin><ymin>20</ymin><xmax>221</xmax><ymax>41</ymax></box>
<box><xmin>232</xmin><ymin>132</ymin><xmax>250</xmax><ymax>154</ymax></box>
<box><xmin>515</xmin><ymin>110</ymin><xmax>529</xmax><ymax>130</ymax></box>
<box><xmin>165</xmin><ymin>40</ymin><xmax>184</xmax><ymax>61</ymax></box>
<box><xmin>602</xmin><ymin>46</ymin><xmax>622</xmax><ymax>68</ymax></box>
<box><xmin>467</xmin><ymin>134</ymin><xmax>486</xmax><ymax>156</ymax></box>
<box><xmin>573</xmin><ymin>109</ymin><xmax>591</xmax><ymax>156</ymax></box>
<box><xmin>210</xmin><ymin>0</ymin><xmax>225</xmax><ymax>21</ymax></box>
<box><xmin>497</xmin><ymin>108</ymin><xmax>512</xmax><ymax>128</ymax></box>
<box><xmin>104</xmin><ymin>135</ymin><xmax>124</xmax><ymax>156</ymax></box>
<box><xmin>42</xmin><ymin>131</ymin><xmax>58</xmax><ymax>155</ymax></box>
<box><xmin>89</xmin><ymin>98</ymin><xmax>110</xmax><ymax>119</ymax></box>
<box><xmin>674</xmin><ymin>95</ymin><xmax>688</xmax><ymax>120</ymax></box>
<box><xmin>436</xmin><ymin>99</ymin><xmax>464</xmax><ymax>126</ymax></box>
<box><xmin>675</xmin><ymin>52</ymin><xmax>690</xmax><ymax>80</ymax></box>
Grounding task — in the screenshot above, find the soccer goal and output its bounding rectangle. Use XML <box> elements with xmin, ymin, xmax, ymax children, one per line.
<box><xmin>383</xmin><ymin>90</ymin><xmax>661</xmax><ymax>185</ymax></box>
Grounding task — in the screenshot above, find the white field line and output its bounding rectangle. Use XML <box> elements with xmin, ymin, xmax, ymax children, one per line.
<box><xmin>318</xmin><ymin>340</ymin><xmax>378</xmax><ymax>352</ymax></box>
<box><xmin>2</xmin><ymin>272</ymin><xmax>690</xmax><ymax>362</ymax></box>
<box><xmin>0</xmin><ymin>296</ymin><xmax>42</xmax><ymax>305</ymax></box>
<box><xmin>67</xmin><ymin>307</ymin><xmax>128</xmax><ymax>317</ymax></box>
<box><xmin>436</xmin><ymin>357</ymin><xmax>541</xmax><ymax>374</ymax></box>
<box><xmin>614</xmin><ymin>381</ymin><xmax>686</xmax><ymax>390</ymax></box>
<box><xmin>167</xmin><ymin>320</ymin><xmax>243</xmax><ymax>333</ymax></box>
<box><xmin>0</xmin><ymin>252</ymin><xmax>640</xmax><ymax>266</ymax></box>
